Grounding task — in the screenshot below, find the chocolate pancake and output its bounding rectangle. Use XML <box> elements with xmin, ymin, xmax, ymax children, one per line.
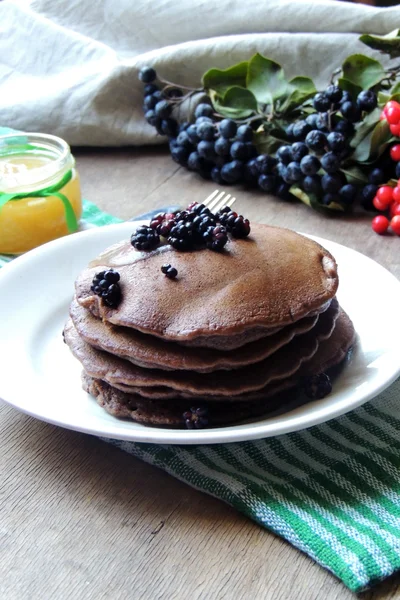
<box><xmin>75</xmin><ymin>224</ymin><xmax>338</xmax><ymax>346</ymax></box>
<box><xmin>69</xmin><ymin>297</ymin><xmax>329</xmax><ymax>373</ymax></box>
<box><xmin>63</xmin><ymin>299</ymin><xmax>339</xmax><ymax>397</ymax></box>
<box><xmin>80</xmin><ymin>308</ymin><xmax>355</xmax><ymax>427</ymax></box>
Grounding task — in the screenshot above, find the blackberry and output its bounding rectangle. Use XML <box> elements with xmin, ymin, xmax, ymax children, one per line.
<box><xmin>168</xmin><ymin>220</ymin><xmax>195</xmax><ymax>251</ymax></box>
<box><xmin>150</xmin><ymin>212</ymin><xmax>176</xmax><ymax>237</ymax></box>
<box><xmin>219</xmin><ymin>210</ymin><xmax>250</xmax><ymax>238</ymax></box>
<box><xmin>357</xmin><ymin>90</ymin><xmax>377</xmax><ymax>112</ymax></box>
<box><xmin>192</xmin><ymin>214</ymin><xmax>217</xmax><ymax>240</ymax></box>
<box><xmin>161</xmin><ymin>264</ymin><xmax>178</xmax><ymax>279</ymax></box>
<box><xmin>138</xmin><ymin>67</ymin><xmax>156</xmax><ymax>83</ymax></box>
<box><xmin>131</xmin><ymin>225</ymin><xmax>160</xmax><ymax>251</ymax></box>
<box><xmin>91</xmin><ymin>269</ymin><xmax>121</xmax><ymax>308</ymax></box>
<box><xmin>194</xmin><ymin>103</ymin><xmax>214</xmax><ymax>119</ymax></box>
<box><xmin>183</xmin><ymin>406</ymin><xmax>209</xmax><ymax>429</ymax></box>
<box><xmin>303</xmin><ymin>373</ymin><xmax>332</xmax><ymax>399</ymax></box>
<box><xmin>203</xmin><ymin>225</ymin><xmax>228</xmax><ymax>251</ymax></box>
<box><xmin>219</xmin><ymin>119</ymin><xmax>237</xmax><ymax>139</ymax></box>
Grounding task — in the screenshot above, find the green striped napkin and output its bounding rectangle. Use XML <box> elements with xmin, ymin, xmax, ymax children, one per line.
<box><xmin>2</xmin><ymin>126</ymin><xmax>400</xmax><ymax>593</ymax></box>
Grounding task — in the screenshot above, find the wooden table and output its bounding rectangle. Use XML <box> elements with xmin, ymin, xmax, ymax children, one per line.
<box><xmin>1</xmin><ymin>147</ymin><xmax>399</xmax><ymax>600</ymax></box>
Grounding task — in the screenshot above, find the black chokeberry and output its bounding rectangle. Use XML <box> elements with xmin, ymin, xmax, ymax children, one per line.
<box><xmin>339</xmin><ymin>184</ymin><xmax>358</xmax><ymax>205</ymax></box>
<box><xmin>255</xmin><ymin>154</ymin><xmax>277</xmax><ymax>174</ymax></box>
<box><xmin>194</xmin><ymin>103</ymin><xmax>214</xmax><ymax>119</ymax></box>
<box><xmin>230</xmin><ymin>141</ymin><xmax>248</xmax><ymax>160</ymax></box>
<box><xmin>340</xmin><ymin>101</ymin><xmax>361</xmax><ymax>122</ymax></box>
<box><xmin>327</xmin><ymin>132</ymin><xmax>346</xmax><ymax>153</ymax></box>
<box><xmin>161</xmin><ymin>118</ymin><xmax>178</xmax><ymax>137</ymax></box>
<box><xmin>219</xmin><ymin>119</ymin><xmax>237</xmax><ymax>139</ymax></box>
<box><xmin>186</xmin><ymin>125</ymin><xmax>200</xmax><ymax>145</ymax></box>
<box><xmin>276</xmin><ymin>145</ymin><xmax>293</xmax><ymax>165</ymax></box>
<box><xmin>304</xmin><ymin>373</ymin><xmax>332</xmax><ymax>399</ymax></box>
<box><xmin>214</xmin><ymin>137</ymin><xmax>231</xmax><ymax>156</ymax></box>
<box><xmin>360</xmin><ymin>184</ymin><xmax>378</xmax><ymax>211</ymax></box>
<box><xmin>368</xmin><ymin>168</ymin><xmax>385</xmax><ymax>185</ymax></box>
<box><xmin>154</xmin><ymin>100</ymin><xmax>172</xmax><ymax>119</ymax></box>
<box><xmin>357</xmin><ymin>90</ymin><xmax>377</xmax><ymax>112</ymax></box>
<box><xmin>197</xmin><ymin>121</ymin><xmax>215</xmax><ymax>141</ymax></box>
<box><xmin>197</xmin><ymin>140</ymin><xmax>215</xmax><ymax>160</ymax></box>
<box><xmin>325</xmin><ymin>85</ymin><xmax>343</xmax><ymax>105</ymax></box>
<box><xmin>139</xmin><ymin>66</ymin><xmax>156</xmax><ymax>83</ymax></box>
<box><xmin>396</xmin><ymin>163</ymin><xmax>400</xmax><ymax>179</ymax></box>
<box><xmin>321</xmin><ymin>173</ymin><xmax>344</xmax><ymax>193</ymax></box>
<box><xmin>313</xmin><ymin>92</ymin><xmax>330</xmax><ymax>112</ymax></box>
<box><xmin>302</xmin><ymin>175</ymin><xmax>322</xmax><ymax>194</ymax></box>
<box><xmin>285</xmin><ymin>161</ymin><xmax>303</xmax><ymax>183</ymax></box>
<box><xmin>258</xmin><ymin>174</ymin><xmax>277</xmax><ymax>192</ymax></box>
<box><xmin>322</xmin><ymin>193</ymin><xmax>341</xmax><ymax>206</ymax></box>
<box><xmin>321</xmin><ymin>152</ymin><xmax>340</xmax><ymax>173</ymax></box>
<box><xmin>144</xmin><ymin>83</ymin><xmax>158</xmax><ymax>96</ymax></box>
<box><xmin>177</xmin><ymin>131</ymin><xmax>193</xmax><ymax>149</ymax></box>
<box><xmin>291</xmin><ymin>142</ymin><xmax>308</xmax><ymax>162</ymax></box>
<box><xmin>236</xmin><ymin>124</ymin><xmax>253</xmax><ymax>142</ymax></box>
<box><xmin>220</xmin><ymin>160</ymin><xmax>244</xmax><ymax>183</ymax></box>
<box><xmin>131</xmin><ymin>225</ymin><xmax>160</xmax><ymax>251</ymax></box>
<box><xmin>334</xmin><ymin>120</ymin><xmax>354</xmax><ymax>137</ymax></box>
<box><xmin>293</xmin><ymin>121</ymin><xmax>312</xmax><ymax>140</ymax></box>
<box><xmin>187</xmin><ymin>151</ymin><xmax>203</xmax><ymax>171</ymax></box>
<box><xmin>170</xmin><ymin>145</ymin><xmax>190</xmax><ymax>165</ymax></box>
<box><xmin>211</xmin><ymin>166</ymin><xmax>224</xmax><ymax>185</ymax></box>
<box><xmin>305</xmin><ymin>130</ymin><xmax>326</xmax><ymax>152</ymax></box>
<box><xmin>300</xmin><ymin>155</ymin><xmax>320</xmax><ymax>176</ymax></box>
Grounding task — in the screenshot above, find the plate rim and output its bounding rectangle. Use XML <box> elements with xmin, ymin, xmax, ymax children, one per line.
<box><xmin>0</xmin><ymin>222</ymin><xmax>399</xmax><ymax>445</ymax></box>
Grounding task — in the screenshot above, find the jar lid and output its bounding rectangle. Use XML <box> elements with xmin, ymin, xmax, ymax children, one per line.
<box><xmin>0</xmin><ymin>133</ymin><xmax>74</xmax><ymax>194</ymax></box>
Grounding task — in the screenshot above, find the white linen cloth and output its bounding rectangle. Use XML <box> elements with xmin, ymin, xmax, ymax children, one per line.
<box><xmin>1</xmin><ymin>0</ymin><xmax>400</xmax><ymax>146</ymax></box>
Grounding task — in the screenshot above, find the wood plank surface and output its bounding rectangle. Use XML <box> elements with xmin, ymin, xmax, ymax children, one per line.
<box><xmin>1</xmin><ymin>146</ymin><xmax>399</xmax><ymax>600</ymax></box>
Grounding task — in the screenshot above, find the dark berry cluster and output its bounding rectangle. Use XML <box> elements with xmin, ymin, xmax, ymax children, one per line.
<box><xmin>141</xmin><ymin>201</ymin><xmax>250</xmax><ymax>254</ymax></box>
<box><xmin>182</xmin><ymin>406</ymin><xmax>209</xmax><ymax>429</ymax></box>
<box><xmin>131</xmin><ymin>225</ymin><xmax>160</xmax><ymax>251</ymax></box>
<box><xmin>91</xmin><ymin>270</ymin><xmax>122</xmax><ymax>308</ymax></box>
<box><xmin>138</xmin><ymin>67</ymin><xmax>396</xmax><ymax>214</ymax></box>
<box><xmin>303</xmin><ymin>373</ymin><xmax>332</xmax><ymax>400</ymax></box>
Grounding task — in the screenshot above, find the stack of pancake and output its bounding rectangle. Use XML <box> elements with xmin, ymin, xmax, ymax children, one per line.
<box><xmin>64</xmin><ymin>224</ymin><xmax>355</xmax><ymax>428</ymax></box>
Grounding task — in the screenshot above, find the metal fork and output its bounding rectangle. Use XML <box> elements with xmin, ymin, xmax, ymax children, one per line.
<box><xmin>202</xmin><ymin>189</ymin><xmax>236</xmax><ymax>213</ymax></box>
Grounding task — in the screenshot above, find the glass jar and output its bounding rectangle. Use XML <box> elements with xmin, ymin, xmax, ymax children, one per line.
<box><xmin>0</xmin><ymin>132</ymin><xmax>82</xmax><ymax>254</ymax></box>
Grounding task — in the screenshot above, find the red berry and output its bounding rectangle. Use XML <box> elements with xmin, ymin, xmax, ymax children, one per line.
<box><xmin>372</xmin><ymin>215</ymin><xmax>389</xmax><ymax>234</ymax></box>
<box><xmin>391</xmin><ymin>215</ymin><xmax>400</xmax><ymax>235</ymax></box>
<box><xmin>376</xmin><ymin>185</ymin><xmax>394</xmax><ymax>206</ymax></box>
<box><xmin>373</xmin><ymin>196</ymin><xmax>389</xmax><ymax>211</ymax></box>
<box><xmin>390</xmin><ymin>202</ymin><xmax>400</xmax><ymax>218</ymax></box>
<box><xmin>385</xmin><ymin>100</ymin><xmax>400</xmax><ymax>112</ymax></box>
<box><xmin>393</xmin><ymin>186</ymin><xmax>400</xmax><ymax>203</ymax></box>
<box><xmin>386</xmin><ymin>106</ymin><xmax>400</xmax><ymax>125</ymax></box>
<box><xmin>390</xmin><ymin>123</ymin><xmax>400</xmax><ymax>137</ymax></box>
<box><xmin>390</xmin><ymin>144</ymin><xmax>400</xmax><ymax>162</ymax></box>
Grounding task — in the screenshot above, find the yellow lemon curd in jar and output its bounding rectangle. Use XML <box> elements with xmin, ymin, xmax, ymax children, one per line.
<box><xmin>0</xmin><ymin>133</ymin><xmax>82</xmax><ymax>255</ymax></box>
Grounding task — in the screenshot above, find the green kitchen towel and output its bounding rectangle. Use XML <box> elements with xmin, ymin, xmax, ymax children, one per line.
<box><xmin>1</xmin><ymin>128</ymin><xmax>400</xmax><ymax>592</ymax></box>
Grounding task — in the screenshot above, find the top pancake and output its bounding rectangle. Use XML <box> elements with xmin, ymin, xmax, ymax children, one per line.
<box><xmin>75</xmin><ymin>224</ymin><xmax>338</xmax><ymax>343</ymax></box>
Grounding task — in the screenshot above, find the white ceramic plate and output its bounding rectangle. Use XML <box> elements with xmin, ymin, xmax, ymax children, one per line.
<box><xmin>1</xmin><ymin>222</ymin><xmax>399</xmax><ymax>445</ymax></box>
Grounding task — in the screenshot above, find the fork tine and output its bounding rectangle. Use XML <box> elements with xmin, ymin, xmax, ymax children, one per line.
<box><xmin>213</xmin><ymin>194</ymin><xmax>236</xmax><ymax>214</ymax></box>
<box><xmin>206</xmin><ymin>191</ymin><xmax>227</xmax><ymax>211</ymax></box>
<box><xmin>203</xmin><ymin>189</ymin><xmax>221</xmax><ymax>206</ymax></box>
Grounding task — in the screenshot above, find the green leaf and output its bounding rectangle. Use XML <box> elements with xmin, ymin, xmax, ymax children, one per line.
<box><xmin>210</xmin><ymin>87</ymin><xmax>257</xmax><ymax>119</ymax></box>
<box><xmin>359</xmin><ymin>29</ymin><xmax>400</xmax><ymax>59</ymax></box>
<box><xmin>253</xmin><ymin>131</ymin><xmax>287</xmax><ymax>155</ymax></box>
<box><xmin>337</xmin><ymin>78</ymin><xmax>362</xmax><ymax>101</ymax></box>
<box><xmin>246</xmin><ymin>53</ymin><xmax>290</xmax><ymax>104</ymax></box>
<box><xmin>341</xmin><ymin>54</ymin><xmax>385</xmax><ymax>90</ymax></box>
<box><xmin>340</xmin><ymin>165</ymin><xmax>368</xmax><ymax>185</ymax></box>
<box><xmin>289</xmin><ymin>187</ymin><xmax>346</xmax><ymax>213</ymax></box>
<box><xmin>390</xmin><ymin>82</ymin><xmax>400</xmax><ymax>95</ymax></box>
<box><xmin>202</xmin><ymin>62</ymin><xmax>248</xmax><ymax>95</ymax></box>
<box><xmin>352</xmin><ymin>119</ymin><xmax>391</xmax><ymax>163</ymax></box>
<box><xmin>279</xmin><ymin>76</ymin><xmax>317</xmax><ymax>113</ymax></box>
